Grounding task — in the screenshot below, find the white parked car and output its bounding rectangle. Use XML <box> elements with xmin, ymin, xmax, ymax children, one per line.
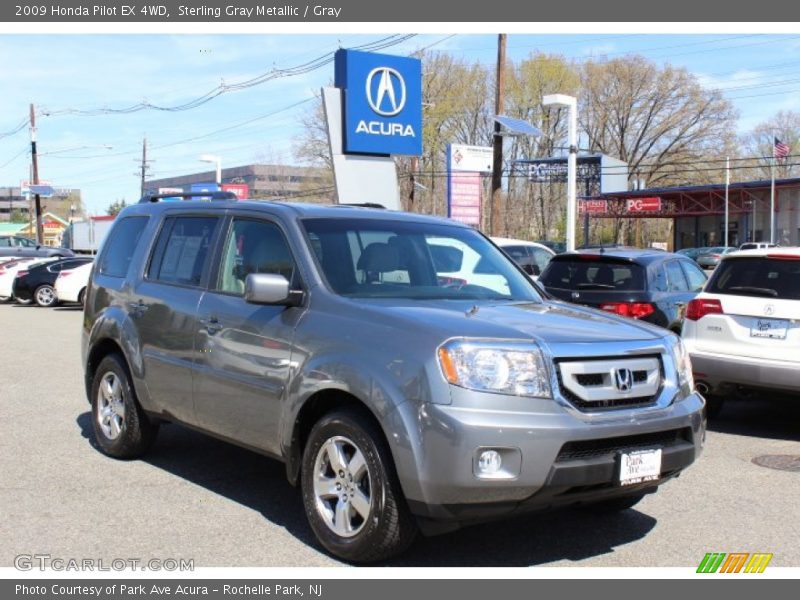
<box><xmin>491</xmin><ymin>237</ymin><xmax>556</xmax><ymax>279</ymax></box>
<box><xmin>682</xmin><ymin>247</ymin><xmax>800</xmax><ymax>417</ymax></box>
<box><xmin>0</xmin><ymin>258</ymin><xmax>55</xmax><ymax>301</ymax></box>
<box><xmin>54</xmin><ymin>260</ymin><xmax>93</xmax><ymax>305</ymax></box>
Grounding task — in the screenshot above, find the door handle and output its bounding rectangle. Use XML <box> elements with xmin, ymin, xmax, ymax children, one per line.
<box><xmin>200</xmin><ymin>316</ymin><xmax>223</xmax><ymax>334</ymax></box>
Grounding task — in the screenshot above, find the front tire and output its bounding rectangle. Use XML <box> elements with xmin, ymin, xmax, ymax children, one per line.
<box><xmin>301</xmin><ymin>408</ymin><xmax>417</xmax><ymax>563</ymax></box>
<box><xmin>34</xmin><ymin>284</ymin><xmax>58</xmax><ymax>307</ymax></box>
<box><xmin>90</xmin><ymin>353</ymin><xmax>158</xmax><ymax>459</ymax></box>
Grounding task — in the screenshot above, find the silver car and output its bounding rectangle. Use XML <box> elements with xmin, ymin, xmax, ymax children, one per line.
<box><xmin>82</xmin><ymin>196</ymin><xmax>705</xmax><ymax>562</ymax></box>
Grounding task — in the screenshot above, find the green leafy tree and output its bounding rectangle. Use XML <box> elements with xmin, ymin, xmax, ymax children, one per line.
<box><xmin>106</xmin><ymin>198</ymin><xmax>128</xmax><ymax>216</ymax></box>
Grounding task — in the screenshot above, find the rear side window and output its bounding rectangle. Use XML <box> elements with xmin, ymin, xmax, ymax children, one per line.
<box><xmin>148</xmin><ymin>216</ymin><xmax>220</xmax><ymax>287</ymax></box>
<box><xmin>680</xmin><ymin>260</ymin><xmax>708</xmax><ymax>292</ymax></box>
<box><xmin>664</xmin><ymin>260</ymin><xmax>689</xmax><ymax>292</ymax></box>
<box><xmin>97</xmin><ymin>217</ymin><xmax>149</xmax><ymax>278</ymax></box>
<box><xmin>540</xmin><ymin>259</ymin><xmax>645</xmax><ymax>291</ymax></box>
<box><xmin>707</xmin><ymin>257</ymin><xmax>800</xmax><ymax>300</ymax></box>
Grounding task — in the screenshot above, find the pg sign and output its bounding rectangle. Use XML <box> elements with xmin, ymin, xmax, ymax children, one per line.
<box><xmin>335</xmin><ymin>49</ymin><xmax>422</xmax><ymax>156</ymax></box>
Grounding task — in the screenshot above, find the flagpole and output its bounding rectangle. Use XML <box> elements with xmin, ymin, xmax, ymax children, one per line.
<box><xmin>770</xmin><ymin>136</ymin><xmax>776</xmax><ymax>244</ymax></box>
<box><xmin>724</xmin><ymin>156</ymin><xmax>730</xmax><ymax>247</ymax></box>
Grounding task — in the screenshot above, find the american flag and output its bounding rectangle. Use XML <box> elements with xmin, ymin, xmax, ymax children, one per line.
<box><xmin>774</xmin><ymin>137</ymin><xmax>790</xmax><ymax>159</ymax></box>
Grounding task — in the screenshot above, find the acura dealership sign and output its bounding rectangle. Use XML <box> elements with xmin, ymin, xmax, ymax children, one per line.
<box><xmin>335</xmin><ymin>49</ymin><xmax>422</xmax><ymax>155</ymax></box>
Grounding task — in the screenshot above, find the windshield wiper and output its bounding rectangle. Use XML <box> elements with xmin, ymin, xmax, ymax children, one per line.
<box><xmin>727</xmin><ymin>286</ymin><xmax>778</xmax><ymax>297</ymax></box>
<box><xmin>576</xmin><ymin>283</ymin><xmax>615</xmax><ymax>290</ymax></box>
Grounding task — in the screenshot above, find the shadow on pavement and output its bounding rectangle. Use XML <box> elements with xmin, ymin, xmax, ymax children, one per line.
<box><xmin>77</xmin><ymin>411</ymin><xmax>658</xmax><ymax>567</ymax></box>
<box><xmin>53</xmin><ymin>305</ymin><xmax>83</xmax><ymax>311</ymax></box>
<box><xmin>707</xmin><ymin>395</ymin><xmax>800</xmax><ymax>442</ymax></box>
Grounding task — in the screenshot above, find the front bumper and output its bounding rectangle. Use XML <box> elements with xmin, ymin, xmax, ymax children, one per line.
<box><xmin>690</xmin><ymin>350</ymin><xmax>800</xmax><ymax>395</ymax></box>
<box><xmin>393</xmin><ymin>391</ymin><xmax>705</xmax><ymax>525</ymax></box>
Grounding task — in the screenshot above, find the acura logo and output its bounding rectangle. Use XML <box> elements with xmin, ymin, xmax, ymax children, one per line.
<box><xmin>764</xmin><ymin>304</ymin><xmax>775</xmax><ymax>316</ymax></box>
<box><xmin>614</xmin><ymin>368</ymin><xmax>633</xmax><ymax>393</ymax></box>
<box><xmin>366</xmin><ymin>67</ymin><xmax>406</xmax><ymax>116</ymax></box>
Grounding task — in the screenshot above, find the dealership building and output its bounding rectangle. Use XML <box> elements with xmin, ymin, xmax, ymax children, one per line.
<box><xmin>589</xmin><ymin>177</ymin><xmax>800</xmax><ymax>248</ymax></box>
<box><xmin>145</xmin><ymin>163</ymin><xmax>329</xmax><ymax>202</ymax></box>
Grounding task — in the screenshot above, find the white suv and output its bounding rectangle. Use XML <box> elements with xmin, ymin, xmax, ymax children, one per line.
<box><xmin>682</xmin><ymin>248</ymin><xmax>800</xmax><ymax>416</ymax></box>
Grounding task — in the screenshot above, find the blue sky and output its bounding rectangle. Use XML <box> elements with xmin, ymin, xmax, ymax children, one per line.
<box><xmin>2</xmin><ymin>33</ymin><xmax>800</xmax><ymax>214</ymax></box>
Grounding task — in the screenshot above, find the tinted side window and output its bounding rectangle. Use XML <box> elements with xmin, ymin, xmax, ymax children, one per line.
<box><xmin>98</xmin><ymin>217</ymin><xmax>149</xmax><ymax>278</ymax></box>
<box><xmin>665</xmin><ymin>260</ymin><xmax>689</xmax><ymax>292</ymax></box>
<box><xmin>217</xmin><ymin>219</ymin><xmax>296</xmax><ymax>294</ymax></box>
<box><xmin>149</xmin><ymin>216</ymin><xmax>220</xmax><ymax>287</ymax></box>
<box><xmin>0</xmin><ymin>238</ymin><xmax>10</xmax><ymax>247</ymax></box>
<box><xmin>680</xmin><ymin>260</ymin><xmax>707</xmax><ymax>292</ymax></box>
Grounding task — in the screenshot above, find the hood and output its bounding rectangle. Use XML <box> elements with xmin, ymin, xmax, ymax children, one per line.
<box><xmin>349</xmin><ymin>298</ymin><xmax>664</xmax><ymax>345</ymax></box>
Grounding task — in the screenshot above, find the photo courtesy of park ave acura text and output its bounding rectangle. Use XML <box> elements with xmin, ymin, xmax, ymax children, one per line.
<box><xmin>0</xmin><ymin>9</ymin><xmax>799</xmax><ymax>575</ymax></box>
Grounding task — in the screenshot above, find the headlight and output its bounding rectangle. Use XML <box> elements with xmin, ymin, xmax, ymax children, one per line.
<box><xmin>670</xmin><ymin>335</ymin><xmax>694</xmax><ymax>393</ymax></box>
<box><xmin>437</xmin><ymin>339</ymin><xmax>551</xmax><ymax>398</ymax></box>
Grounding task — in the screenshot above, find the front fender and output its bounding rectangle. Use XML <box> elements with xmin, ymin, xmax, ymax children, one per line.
<box><xmin>280</xmin><ymin>349</ymin><xmax>438</xmax><ymax>498</ymax></box>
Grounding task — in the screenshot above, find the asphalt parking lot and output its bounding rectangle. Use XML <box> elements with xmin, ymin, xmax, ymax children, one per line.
<box><xmin>1</xmin><ymin>302</ymin><xmax>799</xmax><ymax>568</ymax></box>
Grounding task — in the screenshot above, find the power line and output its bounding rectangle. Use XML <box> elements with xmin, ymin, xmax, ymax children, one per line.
<box><xmin>38</xmin><ymin>35</ymin><xmax>416</xmax><ymax>118</ymax></box>
<box><xmin>0</xmin><ymin>145</ymin><xmax>29</xmax><ymax>170</ymax></box>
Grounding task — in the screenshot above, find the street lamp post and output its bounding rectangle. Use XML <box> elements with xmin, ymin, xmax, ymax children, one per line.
<box><xmin>542</xmin><ymin>94</ymin><xmax>578</xmax><ymax>252</ymax></box>
<box><xmin>199</xmin><ymin>154</ymin><xmax>222</xmax><ymax>185</ymax></box>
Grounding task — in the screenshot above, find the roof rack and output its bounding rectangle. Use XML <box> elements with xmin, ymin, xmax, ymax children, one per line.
<box><xmin>138</xmin><ymin>191</ymin><xmax>238</xmax><ymax>204</ymax></box>
<box><xmin>331</xmin><ymin>203</ymin><xmax>386</xmax><ymax>209</ymax></box>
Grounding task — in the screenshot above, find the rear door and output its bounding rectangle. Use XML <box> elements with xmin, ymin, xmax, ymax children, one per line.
<box><xmin>130</xmin><ymin>214</ymin><xmax>223</xmax><ymax>423</ymax></box>
<box><xmin>192</xmin><ymin>215</ymin><xmax>303</xmax><ymax>454</ymax></box>
<box><xmin>695</xmin><ymin>256</ymin><xmax>800</xmax><ymax>360</ymax></box>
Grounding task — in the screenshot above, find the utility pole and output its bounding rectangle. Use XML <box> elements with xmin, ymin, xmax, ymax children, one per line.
<box><xmin>137</xmin><ymin>137</ymin><xmax>152</xmax><ymax>197</ymax></box>
<box><xmin>490</xmin><ymin>33</ymin><xmax>507</xmax><ymax>236</ymax></box>
<box><xmin>29</xmin><ymin>103</ymin><xmax>44</xmax><ymax>245</ymax></box>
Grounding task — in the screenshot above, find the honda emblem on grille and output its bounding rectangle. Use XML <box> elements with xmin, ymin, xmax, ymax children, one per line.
<box><xmin>614</xmin><ymin>368</ymin><xmax>633</xmax><ymax>393</ymax></box>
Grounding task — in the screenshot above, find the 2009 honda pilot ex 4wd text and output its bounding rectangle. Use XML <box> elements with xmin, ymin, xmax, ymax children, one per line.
<box><xmin>82</xmin><ymin>194</ymin><xmax>705</xmax><ymax>563</ymax></box>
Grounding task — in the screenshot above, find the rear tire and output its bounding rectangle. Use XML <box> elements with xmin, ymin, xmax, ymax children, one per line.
<box><xmin>90</xmin><ymin>353</ymin><xmax>158</xmax><ymax>459</ymax></box>
<box><xmin>301</xmin><ymin>407</ymin><xmax>417</xmax><ymax>563</ymax></box>
<box><xmin>34</xmin><ymin>284</ymin><xmax>58</xmax><ymax>307</ymax></box>
<box><xmin>583</xmin><ymin>493</ymin><xmax>646</xmax><ymax>514</ymax></box>
<box><xmin>78</xmin><ymin>288</ymin><xmax>86</xmax><ymax>308</ymax></box>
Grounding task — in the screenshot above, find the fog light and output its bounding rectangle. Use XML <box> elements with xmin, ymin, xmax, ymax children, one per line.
<box><xmin>477</xmin><ymin>450</ymin><xmax>503</xmax><ymax>475</ymax></box>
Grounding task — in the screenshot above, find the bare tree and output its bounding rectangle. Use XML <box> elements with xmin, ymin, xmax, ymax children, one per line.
<box><xmin>741</xmin><ymin>110</ymin><xmax>800</xmax><ymax>180</ymax></box>
<box><xmin>581</xmin><ymin>56</ymin><xmax>738</xmax><ymax>188</ymax></box>
<box><xmin>580</xmin><ymin>56</ymin><xmax>738</xmax><ymax>245</ymax></box>
<box><xmin>504</xmin><ymin>53</ymin><xmax>580</xmax><ymax>239</ymax></box>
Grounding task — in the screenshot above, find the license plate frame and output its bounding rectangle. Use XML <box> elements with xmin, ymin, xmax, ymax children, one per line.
<box><xmin>618</xmin><ymin>448</ymin><xmax>662</xmax><ymax>486</ymax></box>
<box><xmin>750</xmin><ymin>318</ymin><xmax>789</xmax><ymax>340</ymax></box>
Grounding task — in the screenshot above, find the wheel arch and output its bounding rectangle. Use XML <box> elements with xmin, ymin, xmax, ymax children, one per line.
<box><xmin>285</xmin><ymin>389</ymin><xmax>393</xmax><ymax>487</ymax></box>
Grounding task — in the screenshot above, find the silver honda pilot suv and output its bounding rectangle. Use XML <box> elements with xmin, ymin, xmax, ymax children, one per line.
<box><xmin>82</xmin><ymin>195</ymin><xmax>705</xmax><ymax>562</ymax></box>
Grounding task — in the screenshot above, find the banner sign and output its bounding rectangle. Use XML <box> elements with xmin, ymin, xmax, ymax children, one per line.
<box><xmin>221</xmin><ymin>183</ymin><xmax>249</xmax><ymax>200</ymax></box>
<box><xmin>335</xmin><ymin>49</ymin><xmax>422</xmax><ymax>156</ymax></box>
<box><xmin>448</xmin><ymin>172</ymin><xmax>482</xmax><ymax>226</ymax></box>
<box><xmin>626</xmin><ymin>197</ymin><xmax>662</xmax><ymax>213</ymax></box>
<box><xmin>579</xmin><ymin>199</ymin><xmax>608</xmax><ymax>214</ymax></box>
<box><xmin>450</xmin><ymin>144</ymin><xmax>494</xmax><ymax>173</ymax></box>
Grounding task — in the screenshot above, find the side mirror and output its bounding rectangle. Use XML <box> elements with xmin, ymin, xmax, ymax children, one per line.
<box><xmin>244</xmin><ymin>273</ymin><xmax>302</xmax><ymax>306</ymax></box>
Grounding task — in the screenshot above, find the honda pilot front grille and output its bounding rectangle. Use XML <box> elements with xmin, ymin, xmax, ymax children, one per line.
<box><xmin>556</xmin><ymin>355</ymin><xmax>663</xmax><ymax>411</ymax></box>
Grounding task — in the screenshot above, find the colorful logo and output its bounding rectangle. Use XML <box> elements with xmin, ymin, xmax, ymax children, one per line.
<box><xmin>697</xmin><ymin>553</ymin><xmax>773</xmax><ymax>573</ymax></box>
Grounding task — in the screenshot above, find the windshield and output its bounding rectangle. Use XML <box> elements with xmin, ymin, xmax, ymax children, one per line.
<box><xmin>707</xmin><ymin>257</ymin><xmax>800</xmax><ymax>300</ymax></box>
<box><xmin>539</xmin><ymin>257</ymin><xmax>646</xmax><ymax>291</ymax></box>
<box><xmin>301</xmin><ymin>218</ymin><xmax>542</xmax><ymax>301</ymax></box>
